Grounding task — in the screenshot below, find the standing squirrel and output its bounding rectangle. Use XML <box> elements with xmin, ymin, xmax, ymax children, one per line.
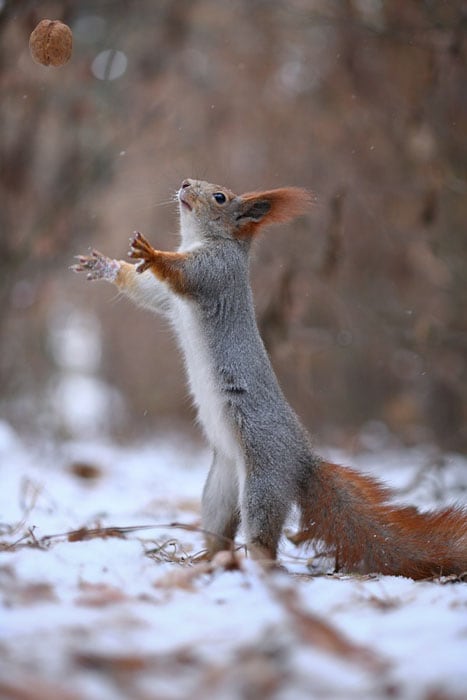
<box><xmin>73</xmin><ymin>178</ymin><xmax>467</xmax><ymax>579</ymax></box>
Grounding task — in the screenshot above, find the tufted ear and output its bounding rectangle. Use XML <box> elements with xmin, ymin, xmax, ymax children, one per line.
<box><xmin>235</xmin><ymin>187</ymin><xmax>312</xmax><ymax>237</ymax></box>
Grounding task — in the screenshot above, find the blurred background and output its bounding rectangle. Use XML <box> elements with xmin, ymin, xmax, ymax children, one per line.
<box><xmin>1</xmin><ymin>0</ymin><xmax>466</xmax><ymax>452</ymax></box>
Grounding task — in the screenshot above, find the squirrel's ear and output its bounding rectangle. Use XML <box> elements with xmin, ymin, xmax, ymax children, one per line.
<box><xmin>235</xmin><ymin>187</ymin><xmax>312</xmax><ymax>236</ymax></box>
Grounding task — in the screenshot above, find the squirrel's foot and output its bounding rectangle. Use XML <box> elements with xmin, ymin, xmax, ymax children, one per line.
<box><xmin>247</xmin><ymin>543</ymin><xmax>285</xmax><ymax>571</ymax></box>
<box><xmin>128</xmin><ymin>231</ymin><xmax>158</xmax><ymax>274</ymax></box>
<box><xmin>71</xmin><ymin>250</ymin><xmax>120</xmax><ymax>281</ymax></box>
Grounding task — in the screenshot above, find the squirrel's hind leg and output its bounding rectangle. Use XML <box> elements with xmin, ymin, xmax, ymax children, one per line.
<box><xmin>242</xmin><ymin>469</ymin><xmax>289</xmax><ymax>564</ymax></box>
<box><xmin>201</xmin><ymin>451</ymin><xmax>240</xmax><ymax>556</ymax></box>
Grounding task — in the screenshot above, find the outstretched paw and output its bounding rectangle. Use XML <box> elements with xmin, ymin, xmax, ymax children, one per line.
<box><xmin>71</xmin><ymin>250</ymin><xmax>119</xmax><ymax>281</ymax></box>
<box><xmin>128</xmin><ymin>231</ymin><xmax>158</xmax><ymax>274</ymax></box>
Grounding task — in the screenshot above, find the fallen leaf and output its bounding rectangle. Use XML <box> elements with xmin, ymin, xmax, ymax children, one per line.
<box><xmin>76</xmin><ymin>582</ymin><xmax>129</xmax><ymax>607</ymax></box>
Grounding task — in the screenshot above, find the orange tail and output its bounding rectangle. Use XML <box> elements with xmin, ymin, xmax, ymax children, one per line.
<box><xmin>295</xmin><ymin>461</ymin><xmax>467</xmax><ymax>579</ymax></box>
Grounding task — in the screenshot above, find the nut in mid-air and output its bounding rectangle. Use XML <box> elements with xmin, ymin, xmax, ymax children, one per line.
<box><xmin>29</xmin><ymin>19</ymin><xmax>73</xmax><ymax>67</ymax></box>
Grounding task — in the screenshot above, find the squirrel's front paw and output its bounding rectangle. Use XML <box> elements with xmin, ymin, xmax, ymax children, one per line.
<box><xmin>128</xmin><ymin>231</ymin><xmax>157</xmax><ymax>274</ymax></box>
<box><xmin>71</xmin><ymin>250</ymin><xmax>119</xmax><ymax>281</ymax></box>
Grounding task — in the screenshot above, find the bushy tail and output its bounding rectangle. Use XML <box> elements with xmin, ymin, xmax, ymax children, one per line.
<box><xmin>294</xmin><ymin>461</ymin><xmax>467</xmax><ymax>579</ymax></box>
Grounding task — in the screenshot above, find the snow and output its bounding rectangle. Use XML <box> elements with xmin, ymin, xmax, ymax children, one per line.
<box><xmin>1</xmin><ymin>420</ymin><xmax>467</xmax><ymax>700</ymax></box>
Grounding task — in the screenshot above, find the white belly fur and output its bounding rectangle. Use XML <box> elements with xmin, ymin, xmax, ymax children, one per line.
<box><xmin>171</xmin><ymin>297</ymin><xmax>243</xmax><ymax>467</ymax></box>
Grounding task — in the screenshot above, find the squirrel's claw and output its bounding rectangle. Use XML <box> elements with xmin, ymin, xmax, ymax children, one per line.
<box><xmin>71</xmin><ymin>254</ymin><xmax>93</xmax><ymax>274</ymax></box>
<box><xmin>128</xmin><ymin>231</ymin><xmax>156</xmax><ymax>274</ymax></box>
<box><xmin>128</xmin><ymin>231</ymin><xmax>153</xmax><ymax>256</ymax></box>
<box><xmin>71</xmin><ymin>250</ymin><xmax>119</xmax><ymax>281</ymax></box>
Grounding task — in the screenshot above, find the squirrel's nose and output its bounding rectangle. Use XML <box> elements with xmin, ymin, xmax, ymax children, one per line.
<box><xmin>181</xmin><ymin>179</ymin><xmax>192</xmax><ymax>189</ymax></box>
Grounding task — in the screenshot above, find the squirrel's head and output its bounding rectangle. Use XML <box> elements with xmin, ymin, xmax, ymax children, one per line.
<box><xmin>178</xmin><ymin>178</ymin><xmax>311</xmax><ymax>247</ymax></box>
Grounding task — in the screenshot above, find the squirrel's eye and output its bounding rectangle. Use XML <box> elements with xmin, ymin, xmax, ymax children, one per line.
<box><xmin>213</xmin><ymin>192</ymin><xmax>226</xmax><ymax>205</ymax></box>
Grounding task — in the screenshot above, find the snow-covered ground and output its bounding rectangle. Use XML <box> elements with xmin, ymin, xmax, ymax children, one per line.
<box><xmin>1</xmin><ymin>420</ymin><xmax>466</xmax><ymax>700</ymax></box>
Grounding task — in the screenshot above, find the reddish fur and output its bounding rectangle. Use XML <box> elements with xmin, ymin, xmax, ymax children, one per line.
<box><xmin>295</xmin><ymin>461</ymin><xmax>467</xmax><ymax>579</ymax></box>
<box><xmin>129</xmin><ymin>232</ymin><xmax>190</xmax><ymax>295</ymax></box>
<box><xmin>144</xmin><ymin>250</ymin><xmax>190</xmax><ymax>295</ymax></box>
<box><xmin>237</xmin><ymin>187</ymin><xmax>312</xmax><ymax>237</ymax></box>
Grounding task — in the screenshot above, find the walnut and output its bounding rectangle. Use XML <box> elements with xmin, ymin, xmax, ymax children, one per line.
<box><xmin>29</xmin><ymin>19</ymin><xmax>73</xmax><ymax>67</ymax></box>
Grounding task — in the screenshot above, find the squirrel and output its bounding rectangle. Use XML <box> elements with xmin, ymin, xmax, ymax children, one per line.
<box><xmin>72</xmin><ymin>178</ymin><xmax>467</xmax><ymax>579</ymax></box>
